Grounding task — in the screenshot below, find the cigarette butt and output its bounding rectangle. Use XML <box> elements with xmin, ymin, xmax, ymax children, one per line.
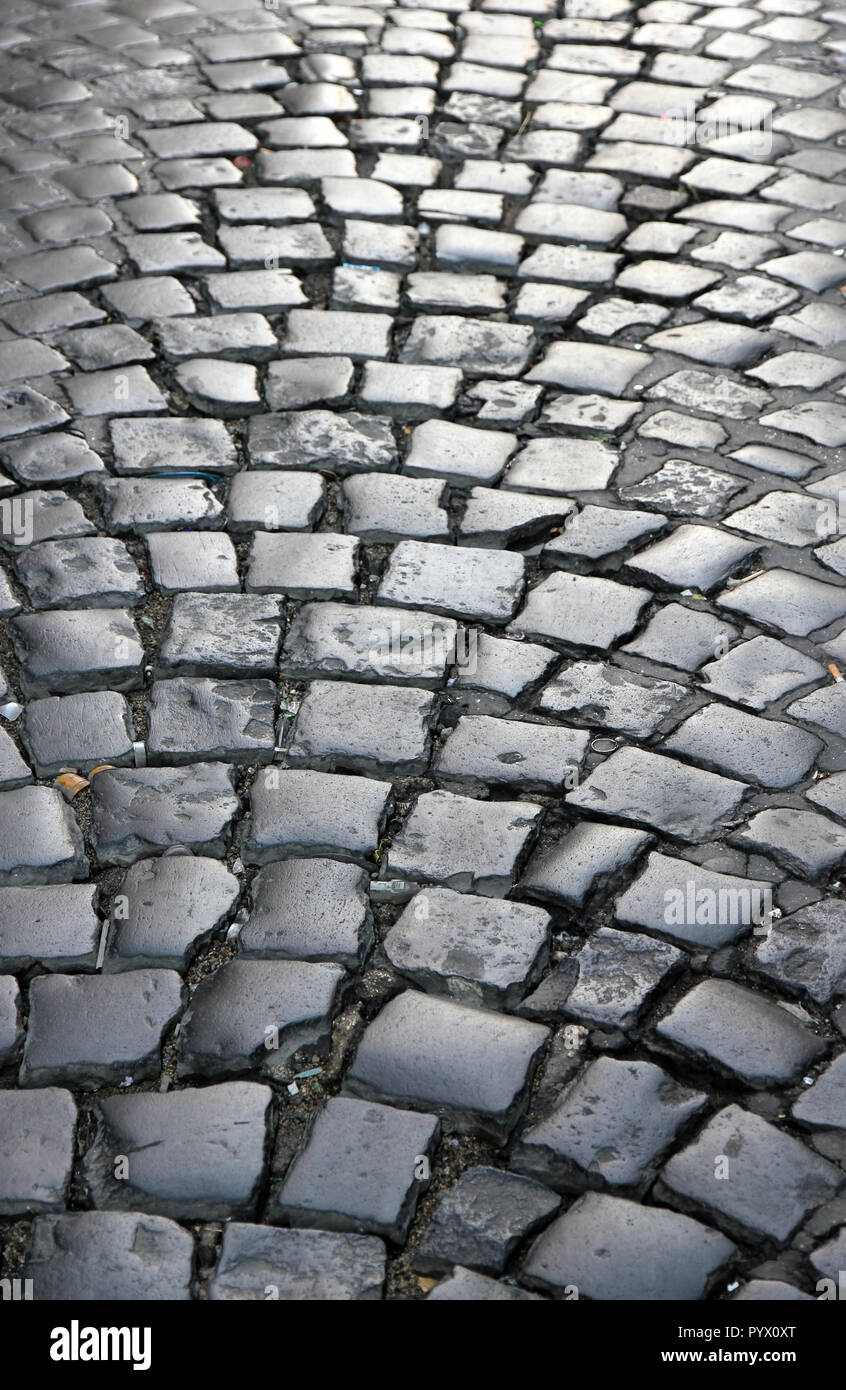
<box><xmin>828</xmin><ymin>663</ymin><xmax>844</xmax><ymax>682</ymax></box>
<box><xmin>55</xmin><ymin>773</ymin><xmax>89</xmax><ymax>801</ymax></box>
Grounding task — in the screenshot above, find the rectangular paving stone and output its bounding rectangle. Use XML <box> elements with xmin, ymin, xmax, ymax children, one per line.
<box><xmin>568</xmin><ymin>746</ymin><xmax>747</xmax><ymax>842</ymax></box>
<box><xmin>244</xmin><ymin>768</ymin><xmax>393</xmax><ymax>866</ymax></box>
<box><xmin>240</xmin><ymin>857</ymin><xmax>371</xmax><ymax>968</ymax></box>
<box><xmin>246</xmin><ymin>533</ymin><xmax>358</xmax><ymax>600</ymax></box>
<box><xmin>378</xmin><ymin>540</ymin><xmax>524</xmax><ymax>624</ymax></box>
<box><xmin>22</xmin><ymin>690</ymin><xmax>135</xmax><ymax>777</ymax></box>
<box><xmin>228</xmin><ymin>471</ymin><xmax>326</xmax><ymax>533</ymax></box>
<box><xmin>270</xmin><ymin>1096</ymin><xmax>438</xmax><ymax>1244</ymax></box>
<box><xmin>280</xmin><ymin>602</ymin><xmax>458</xmax><ymax>687</ymax></box>
<box><xmin>661</xmin><ymin>704</ymin><xmax>822</xmax><ymax>790</ymax></box>
<box><xmin>146</xmin><ymin>532</ymin><xmax>240</xmax><ymax>595</ymax></box>
<box><xmin>0</xmin><ymin>785</ymin><xmax>88</xmax><ymax>885</ymax></box>
<box><xmin>0</xmin><ymin>883</ymin><xmax>98</xmax><ymax>974</ymax></box>
<box><xmin>20</xmin><ymin>969</ymin><xmax>183</xmax><ymax>1089</ymax></box>
<box><xmin>522</xmin><ymin>1192</ymin><xmax>735</xmax><ymax>1301</ymax></box>
<box><xmin>177</xmin><ymin>958</ymin><xmax>345</xmax><ymax>1079</ymax></box>
<box><xmin>157</xmin><ymin>594</ymin><xmax>282</xmax><ymax>678</ymax></box>
<box><xmin>13</xmin><ymin>605</ymin><xmax>142</xmax><ymax>698</ymax></box>
<box><xmin>385</xmin><ymin>789</ymin><xmax>543</xmax><ymax>897</ymax></box>
<box><xmin>346</xmin><ymin>990</ymin><xmax>549</xmax><ymax>1142</ymax></box>
<box><xmin>23</xmin><ymin>1211</ymin><xmax>194</xmax><ymax>1301</ymax></box>
<box><xmin>341</xmin><ymin>473</ymin><xmax>449</xmax><ymax>542</ymax></box>
<box><xmin>400</xmin><ymin>314</ymin><xmax>534</xmax><ymax>377</ymax></box>
<box><xmin>110</xmin><ymin>417</ymin><xmax>238</xmax><ymax>475</ymax></box>
<box><xmin>657</xmin><ymin>1104</ymin><xmax>841</xmax><ymax>1242</ymax></box>
<box><xmin>248</xmin><ymin>410</ymin><xmax>397</xmax><ymax>475</ymax></box>
<box><xmin>0</xmin><ymin>1089</ymin><xmax>77</xmax><ymax>1215</ymax></box>
<box><xmin>616</xmin><ymin>851</ymin><xmax>773</xmax><ymax>949</ymax></box>
<box><xmin>717</xmin><ymin>568</ymin><xmax>846</xmax><ymax>637</ymax></box>
<box><xmin>98</xmin><ymin>478</ymin><xmax>223</xmax><ymax>535</ymax></box>
<box><xmin>403</xmin><ymin>419</ymin><xmax>517</xmax><ymax>487</ymax></box>
<box><xmin>435</xmin><ymin>715</ymin><xmax>589</xmax><ymax>796</ymax></box>
<box><xmin>90</xmin><ymin>763</ymin><xmax>239</xmax><ymax>866</ymax></box>
<box><xmin>208</xmin><ymin>1225</ymin><xmax>385</xmax><ymax>1301</ymax></box>
<box><xmin>82</xmin><ymin>1082</ymin><xmax>273</xmax><ymax>1220</ymax></box>
<box><xmin>656</xmin><ymin>978</ymin><xmax>826</xmax><ymax>1088</ymax></box>
<box><xmin>286</xmin><ymin>679</ymin><xmax>436</xmax><ymax>778</ymax></box>
<box><xmin>108</xmin><ymin>855</ymin><xmax>239</xmax><ymax>973</ymax></box>
<box><xmin>147</xmin><ymin>677</ymin><xmax>276</xmax><ymax>766</ymax></box>
<box><xmin>15</xmin><ymin>537</ymin><xmax>143</xmax><ymax>610</ymax></box>
<box><xmin>384</xmin><ymin>887</ymin><xmax>550</xmax><ymax>1008</ymax></box>
<box><xmin>205</xmin><ymin>269</ymin><xmax>308</xmax><ymax>312</ymax></box>
<box><xmin>508</xmin><ymin>572</ymin><xmax>651</xmax><ymax>651</ymax></box>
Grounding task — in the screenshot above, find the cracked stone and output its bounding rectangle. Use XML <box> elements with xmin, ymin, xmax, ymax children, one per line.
<box><xmin>537</xmin><ymin>662</ymin><xmax>690</xmax><ymax>738</ymax></box>
<box><xmin>569</xmin><ymin>746</ymin><xmax>746</xmax><ymax>842</ymax></box>
<box><xmin>619</xmin><ymin>461</ymin><xmax>746</xmax><ymax>518</ymax></box>
<box><xmin>792</xmin><ymin>1054</ymin><xmax>846</xmax><ymax>1130</ymax></box>
<box><xmin>731</xmin><ymin>808</ymin><xmax>846</xmax><ymax>881</ymax></box>
<box><xmin>521</xmin><ymin>925</ymin><xmax>682</xmax><ymax>1031</ymax></box>
<box><xmin>503</xmin><ymin>437</ymin><xmax>617</xmax><ymax>496</ymax></box>
<box><xmin>519</xmin><ymin>822</ymin><xmax>653</xmax><ymax>911</ymax></box>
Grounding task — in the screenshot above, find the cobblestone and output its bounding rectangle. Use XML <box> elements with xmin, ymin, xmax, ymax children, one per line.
<box><xmin>2</xmin><ymin>0</ymin><xmax>845</xmax><ymax>1304</ymax></box>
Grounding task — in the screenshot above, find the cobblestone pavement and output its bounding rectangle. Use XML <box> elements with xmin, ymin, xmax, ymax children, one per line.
<box><xmin>0</xmin><ymin>0</ymin><xmax>845</xmax><ymax>1307</ymax></box>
